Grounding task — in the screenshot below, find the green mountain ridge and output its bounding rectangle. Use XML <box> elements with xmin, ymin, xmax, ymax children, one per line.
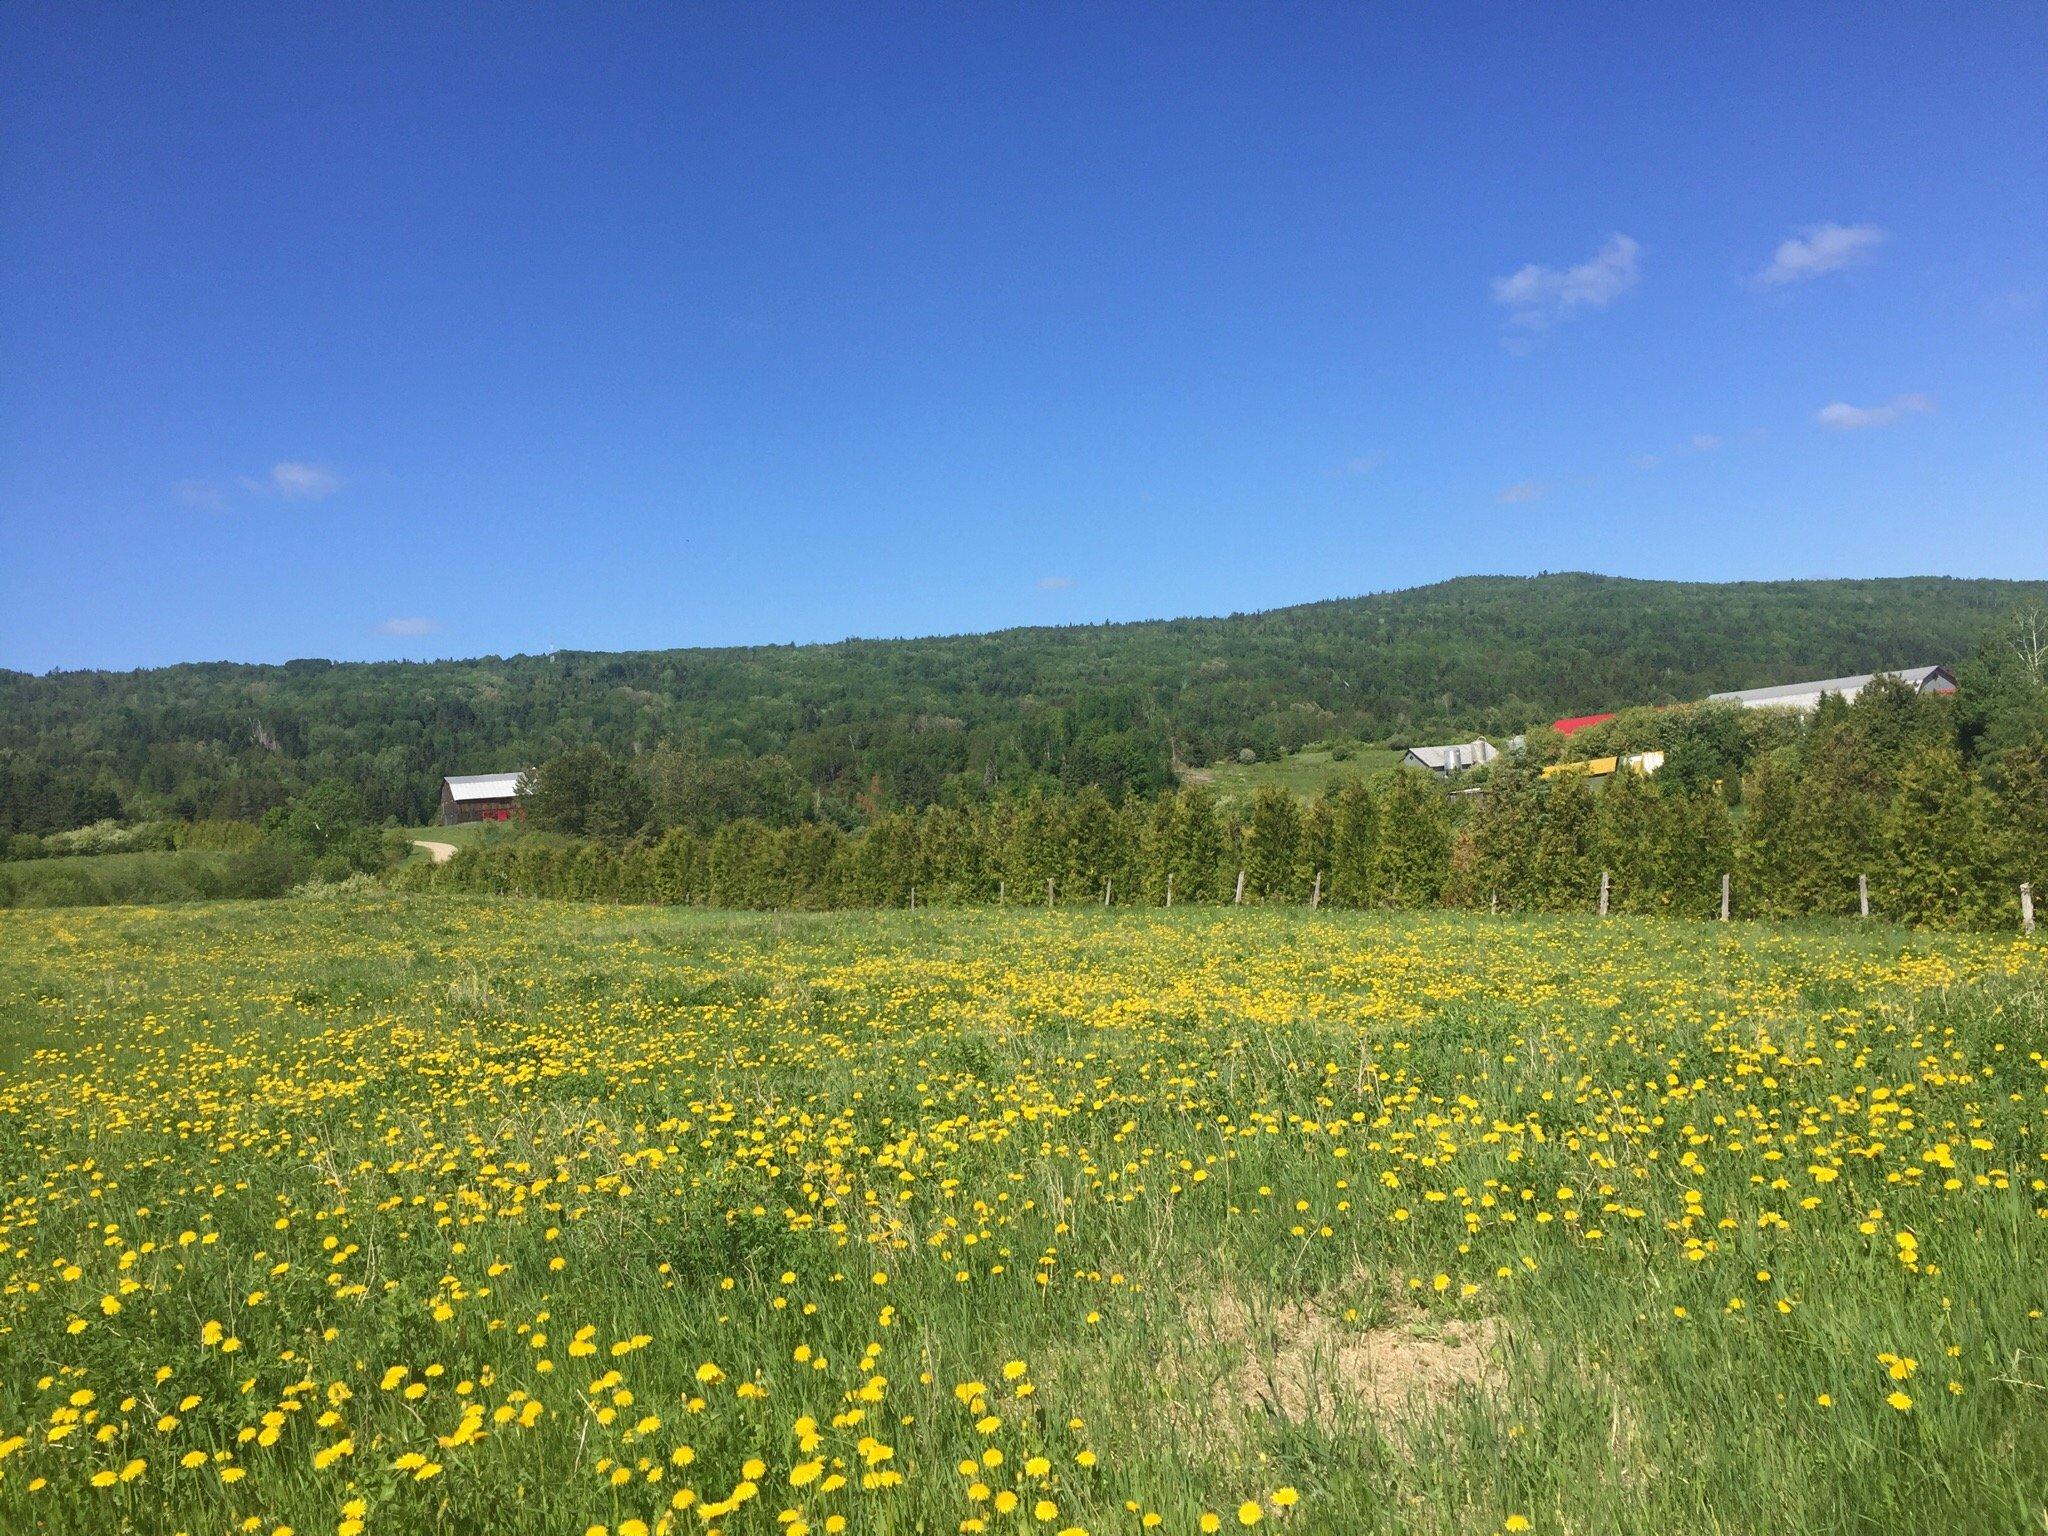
<box><xmin>5</xmin><ymin>572</ymin><xmax>2044</xmax><ymax>829</ymax></box>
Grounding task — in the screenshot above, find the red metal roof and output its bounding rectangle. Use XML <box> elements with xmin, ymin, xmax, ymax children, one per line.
<box><xmin>1551</xmin><ymin>712</ymin><xmax>1616</xmax><ymax>736</ymax></box>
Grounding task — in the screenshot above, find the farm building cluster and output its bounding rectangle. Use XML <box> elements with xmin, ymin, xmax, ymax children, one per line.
<box><xmin>1401</xmin><ymin>663</ymin><xmax>1956</xmax><ymax>779</ymax></box>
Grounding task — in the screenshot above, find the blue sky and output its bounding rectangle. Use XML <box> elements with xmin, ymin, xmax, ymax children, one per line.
<box><xmin>3</xmin><ymin>3</ymin><xmax>2044</xmax><ymax>672</ymax></box>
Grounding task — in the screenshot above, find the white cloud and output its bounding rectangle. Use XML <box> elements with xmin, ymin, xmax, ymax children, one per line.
<box><xmin>1690</xmin><ymin>434</ymin><xmax>1723</xmax><ymax>452</ymax></box>
<box><xmin>1492</xmin><ymin>235</ymin><xmax>1641</xmax><ymax>329</ymax></box>
<box><xmin>1815</xmin><ymin>393</ymin><xmax>1933</xmax><ymax>431</ymax></box>
<box><xmin>1343</xmin><ymin>451</ymin><xmax>1385</xmax><ymax>475</ymax></box>
<box><xmin>180</xmin><ymin>460</ymin><xmax>347</xmax><ymax>510</ymax></box>
<box><xmin>1754</xmin><ymin>223</ymin><xmax>1885</xmax><ymax>287</ymax></box>
<box><xmin>377</xmin><ymin>616</ymin><xmax>440</xmax><ymax>637</ymax></box>
<box><xmin>173</xmin><ymin>479</ymin><xmax>226</xmax><ymax>510</ymax></box>
<box><xmin>269</xmin><ymin>461</ymin><xmax>342</xmax><ymax>499</ymax></box>
<box><xmin>1495</xmin><ymin>481</ymin><xmax>1545</xmax><ymax>504</ymax></box>
<box><xmin>1036</xmin><ymin>575</ymin><xmax>1074</xmax><ymax>591</ymax></box>
<box><xmin>1628</xmin><ymin>454</ymin><xmax>1661</xmax><ymax>471</ymax></box>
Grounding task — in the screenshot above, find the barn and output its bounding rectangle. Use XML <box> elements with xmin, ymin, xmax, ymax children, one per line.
<box><xmin>1403</xmin><ymin>738</ymin><xmax>1499</xmax><ymax>777</ymax></box>
<box><xmin>439</xmin><ymin>772</ymin><xmax>526</xmax><ymax>825</ymax></box>
<box><xmin>1707</xmin><ymin>664</ymin><xmax>1955</xmax><ymax>713</ymax></box>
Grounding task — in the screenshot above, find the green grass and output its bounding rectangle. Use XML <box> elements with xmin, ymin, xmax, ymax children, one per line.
<box><xmin>0</xmin><ymin>898</ymin><xmax>2043</xmax><ymax>1535</ymax></box>
<box><xmin>1182</xmin><ymin>744</ymin><xmax>1403</xmax><ymax>804</ymax></box>
<box><xmin>0</xmin><ymin>847</ymin><xmax>286</xmax><ymax>907</ymax></box>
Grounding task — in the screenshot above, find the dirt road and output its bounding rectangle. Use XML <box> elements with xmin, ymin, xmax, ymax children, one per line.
<box><xmin>412</xmin><ymin>840</ymin><xmax>458</xmax><ymax>864</ymax></box>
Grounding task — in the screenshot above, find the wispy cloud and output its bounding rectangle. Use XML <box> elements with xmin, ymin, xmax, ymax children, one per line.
<box><xmin>173</xmin><ymin>479</ymin><xmax>227</xmax><ymax>510</ymax></box>
<box><xmin>1690</xmin><ymin>434</ymin><xmax>1723</xmax><ymax>452</ymax></box>
<box><xmin>1036</xmin><ymin>575</ymin><xmax>1074</xmax><ymax>591</ymax></box>
<box><xmin>1342</xmin><ymin>451</ymin><xmax>1384</xmax><ymax>476</ymax></box>
<box><xmin>184</xmin><ymin>459</ymin><xmax>345</xmax><ymax>509</ymax></box>
<box><xmin>1816</xmin><ymin>393</ymin><xmax>1933</xmax><ymax>431</ymax></box>
<box><xmin>1754</xmin><ymin>223</ymin><xmax>1885</xmax><ymax>287</ymax></box>
<box><xmin>1495</xmin><ymin>481</ymin><xmax>1545</xmax><ymax>504</ymax></box>
<box><xmin>1492</xmin><ymin>235</ymin><xmax>1641</xmax><ymax>331</ymax></box>
<box><xmin>376</xmin><ymin>616</ymin><xmax>440</xmax><ymax>637</ymax></box>
<box><xmin>1628</xmin><ymin>454</ymin><xmax>1661</xmax><ymax>471</ymax></box>
<box><xmin>266</xmin><ymin>461</ymin><xmax>343</xmax><ymax>500</ymax></box>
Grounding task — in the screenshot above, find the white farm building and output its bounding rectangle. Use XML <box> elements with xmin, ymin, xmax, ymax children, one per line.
<box><xmin>1707</xmin><ymin>664</ymin><xmax>1956</xmax><ymax>713</ymax></box>
<box><xmin>1403</xmin><ymin>738</ymin><xmax>1499</xmax><ymax>776</ymax></box>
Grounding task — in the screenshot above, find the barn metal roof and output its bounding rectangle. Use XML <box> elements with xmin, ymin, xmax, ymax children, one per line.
<box><xmin>1706</xmin><ymin>664</ymin><xmax>1952</xmax><ymax>709</ymax></box>
<box><xmin>1552</xmin><ymin>712</ymin><xmax>1616</xmax><ymax>736</ymax></box>
<box><xmin>1403</xmin><ymin>738</ymin><xmax>1499</xmax><ymax>772</ymax></box>
<box><xmin>442</xmin><ymin>772</ymin><xmax>525</xmax><ymax>802</ymax></box>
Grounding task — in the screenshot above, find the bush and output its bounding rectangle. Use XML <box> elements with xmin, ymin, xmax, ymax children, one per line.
<box><xmin>0</xmin><ymin>845</ymin><xmax>305</xmax><ymax>908</ymax></box>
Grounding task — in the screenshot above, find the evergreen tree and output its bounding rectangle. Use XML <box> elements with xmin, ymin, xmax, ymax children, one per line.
<box><xmin>1242</xmin><ymin>787</ymin><xmax>1302</xmax><ymax>901</ymax></box>
<box><xmin>1060</xmin><ymin>785</ymin><xmax>1121</xmax><ymax>897</ymax></box>
<box><xmin>916</xmin><ymin>804</ymin><xmax>986</xmax><ymax>903</ymax></box>
<box><xmin>707</xmin><ymin>820</ymin><xmax>777</xmax><ymax>907</ymax></box>
<box><xmin>1988</xmin><ymin>742</ymin><xmax>2048</xmax><ymax>903</ymax></box>
<box><xmin>1653</xmin><ymin>788</ymin><xmax>1734</xmax><ymax>918</ymax></box>
<box><xmin>648</xmin><ymin>827</ymin><xmax>704</xmax><ymax>904</ymax></box>
<box><xmin>1166</xmin><ymin>787</ymin><xmax>1227</xmax><ymax>902</ymax></box>
<box><xmin>1455</xmin><ymin>770</ymin><xmax>1541</xmax><ymax>911</ymax></box>
<box><xmin>995</xmin><ymin>789</ymin><xmax>1066</xmax><ymax>898</ymax></box>
<box><xmin>1138</xmin><ymin>791</ymin><xmax>1180</xmax><ymax>904</ymax></box>
<box><xmin>1736</xmin><ymin>750</ymin><xmax>1800</xmax><ymax>918</ymax></box>
<box><xmin>1883</xmin><ymin>743</ymin><xmax>1998</xmax><ymax>927</ymax></box>
<box><xmin>779</xmin><ymin>822</ymin><xmax>845</xmax><ymax>908</ymax></box>
<box><xmin>1528</xmin><ymin>776</ymin><xmax>1598</xmax><ymax>911</ymax></box>
<box><xmin>1372</xmin><ymin>770</ymin><xmax>1451</xmax><ymax>907</ymax></box>
<box><xmin>1325</xmin><ymin>779</ymin><xmax>1380</xmax><ymax>907</ymax></box>
<box><xmin>846</xmin><ymin>810</ymin><xmax>920</xmax><ymax>906</ymax></box>
<box><xmin>1593</xmin><ymin>765</ymin><xmax>1661</xmax><ymax>913</ymax></box>
<box><xmin>1294</xmin><ymin>796</ymin><xmax>1333</xmax><ymax>900</ymax></box>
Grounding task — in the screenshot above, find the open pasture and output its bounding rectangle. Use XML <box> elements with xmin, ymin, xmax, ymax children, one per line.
<box><xmin>1</xmin><ymin>900</ymin><xmax>2045</xmax><ymax>1534</ymax></box>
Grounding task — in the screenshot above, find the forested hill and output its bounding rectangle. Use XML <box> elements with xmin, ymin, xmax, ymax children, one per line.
<box><xmin>6</xmin><ymin>572</ymin><xmax>2045</xmax><ymax>829</ymax></box>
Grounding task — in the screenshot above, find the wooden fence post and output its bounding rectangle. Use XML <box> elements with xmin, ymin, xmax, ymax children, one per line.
<box><xmin>1165</xmin><ymin>872</ymin><xmax>1173</xmax><ymax>909</ymax></box>
<box><xmin>1047</xmin><ymin>877</ymin><xmax>1055</xmax><ymax>910</ymax></box>
<box><xmin>1489</xmin><ymin>891</ymin><xmax>1497</xmax><ymax>916</ymax></box>
<box><xmin>998</xmin><ymin>879</ymin><xmax>1005</xmax><ymax>905</ymax></box>
<box><xmin>1858</xmin><ymin>874</ymin><xmax>1870</xmax><ymax>919</ymax></box>
<box><xmin>1598</xmin><ymin>869</ymin><xmax>1610</xmax><ymax>917</ymax></box>
<box><xmin>1310</xmin><ymin>870</ymin><xmax>1322</xmax><ymax>910</ymax></box>
<box><xmin>2023</xmin><ymin>882</ymin><xmax>2036</xmax><ymax>936</ymax></box>
<box><xmin>1234</xmin><ymin>868</ymin><xmax>1247</xmax><ymax>906</ymax></box>
<box><xmin>1720</xmin><ymin>872</ymin><xmax>1731</xmax><ymax>922</ymax></box>
<box><xmin>908</xmin><ymin>885</ymin><xmax>916</xmax><ymax>910</ymax></box>
<box><xmin>1103</xmin><ymin>877</ymin><xmax>1112</xmax><ymax>907</ymax></box>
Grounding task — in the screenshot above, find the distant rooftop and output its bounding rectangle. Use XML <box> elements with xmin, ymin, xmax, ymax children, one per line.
<box><xmin>1552</xmin><ymin>711</ymin><xmax>1616</xmax><ymax>736</ymax></box>
<box><xmin>1404</xmin><ymin>738</ymin><xmax>1498</xmax><ymax>772</ymax></box>
<box><xmin>1707</xmin><ymin>664</ymin><xmax>1954</xmax><ymax>709</ymax></box>
<box><xmin>442</xmin><ymin>772</ymin><xmax>524</xmax><ymax>802</ymax></box>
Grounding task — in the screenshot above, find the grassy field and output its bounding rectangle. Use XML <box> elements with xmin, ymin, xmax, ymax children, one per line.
<box><xmin>1</xmin><ymin>899</ymin><xmax>2044</xmax><ymax>1535</ymax></box>
<box><xmin>1180</xmin><ymin>745</ymin><xmax>1404</xmax><ymax>805</ymax></box>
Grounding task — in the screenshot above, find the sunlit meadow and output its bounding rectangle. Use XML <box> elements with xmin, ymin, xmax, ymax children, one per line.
<box><xmin>2</xmin><ymin>898</ymin><xmax>2045</xmax><ymax>1534</ymax></box>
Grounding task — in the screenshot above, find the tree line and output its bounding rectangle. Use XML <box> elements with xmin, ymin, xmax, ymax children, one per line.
<box><xmin>403</xmin><ymin>673</ymin><xmax>2048</xmax><ymax>929</ymax></box>
<box><xmin>10</xmin><ymin>572</ymin><xmax>2048</xmax><ymax>833</ymax></box>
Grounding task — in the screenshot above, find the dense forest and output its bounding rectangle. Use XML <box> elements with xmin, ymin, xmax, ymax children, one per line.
<box><xmin>6</xmin><ymin>572</ymin><xmax>2048</xmax><ymax>834</ymax></box>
